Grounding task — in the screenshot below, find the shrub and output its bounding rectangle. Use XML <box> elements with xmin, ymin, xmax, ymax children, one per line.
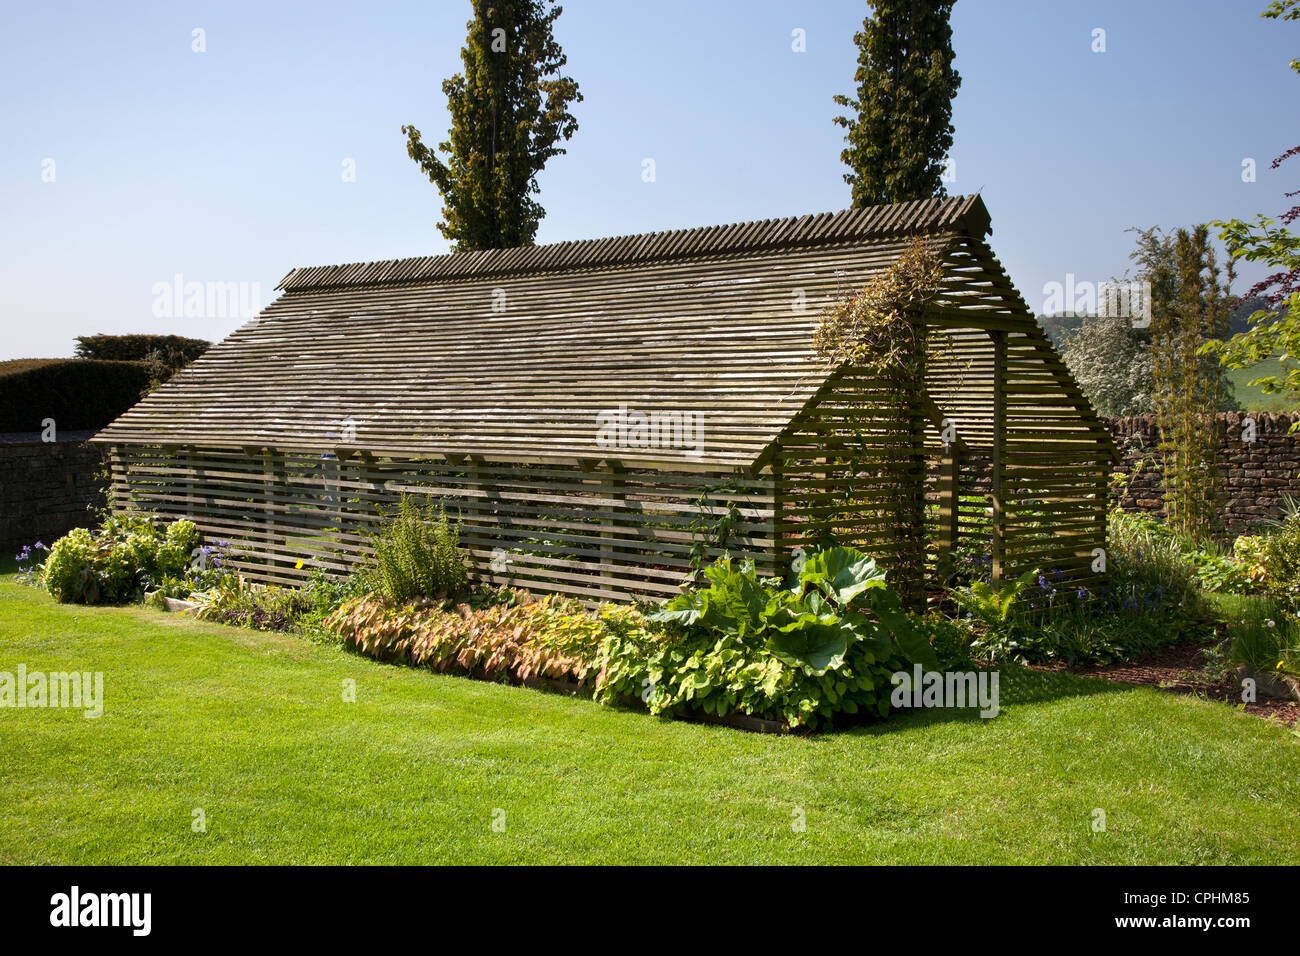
<box><xmin>1233</xmin><ymin>515</ymin><xmax>1300</xmax><ymax>614</ymax></box>
<box><xmin>1105</xmin><ymin>510</ymin><xmax>1204</xmax><ymax>611</ymax></box>
<box><xmin>599</xmin><ymin>548</ymin><xmax>939</xmax><ymax>729</ymax></box>
<box><xmin>0</xmin><ymin>358</ymin><xmax>153</xmax><ymax>431</ymax></box>
<box><xmin>288</xmin><ymin>567</ymin><xmax>370</xmax><ymax>630</ymax></box>
<box><xmin>363</xmin><ymin>497</ymin><xmax>468</xmax><ymax>603</ymax></box>
<box><xmin>74</xmin><ymin>333</ymin><xmax>209</xmax><ymax>369</ymax></box>
<box><xmin>41</xmin><ymin>515</ymin><xmax>202</xmax><ymax>606</ymax></box>
<box><xmin>945</xmin><ymin>510</ymin><xmax>1217</xmax><ymax>667</ymax></box>
<box><xmin>914</xmin><ymin>609</ymin><xmax>976</xmax><ymax>670</ymax></box>
<box><xmin>41</xmin><ymin>514</ymin><xmax>203</xmax><ymax>604</ymax></box>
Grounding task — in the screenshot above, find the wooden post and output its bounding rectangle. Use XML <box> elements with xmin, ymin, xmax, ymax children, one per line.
<box><xmin>771</xmin><ymin>456</ymin><xmax>786</xmax><ymax>577</ymax></box>
<box><xmin>906</xmin><ymin>369</ymin><xmax>928</xmax><ymax>610</ymax></box>
<box><xmin>183</xmin><ymin>446</ymin><xmax>195</xmax><ymax>520</ymax></box>
<box><xmin>937</xmin><ymin>444</ymin><xmax>961</xmax><ymax>583</ymax></box>
<box><xmin>259</xmin><ymin>447</ymin><xmax>280</xmax><ymax>574</ymax></box>
<box><xmin>991</xmin><ymin>331</ymin><xmax>1007</xmax><ymax>589</ymax></box>
<box><xmin>599</xmin><ymin>461</ymin><xmax>624</xmax><ymax>585</ymax></box>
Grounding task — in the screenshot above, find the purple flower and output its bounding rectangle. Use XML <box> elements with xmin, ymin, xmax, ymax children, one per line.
<box><xmin>34</xmin><ymin>541</ymin><xmax>44</xmax><ymax>550</ymax></box>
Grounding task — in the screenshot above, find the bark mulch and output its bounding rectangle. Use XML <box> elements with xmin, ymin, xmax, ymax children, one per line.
<box><xmin>1037</xmin><ymin>641</ymin><xmax>1300</xmax><ymax>728</ymax></box>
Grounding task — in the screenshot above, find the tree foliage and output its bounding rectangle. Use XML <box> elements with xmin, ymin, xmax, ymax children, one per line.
<box><xmin>1060</xmin><ymin>313</ymin><xmax>1154</xmax><ymax>417</ymax></box>
<box><xmin>402</xmin><ymin>0</ymin><xmax>581</xmax><ymax>251</ymax></box>
<box><xmin>1206</xmin><ymin>1</ymin><xmax>1300</xmax><ymax>405</ymax></box>
<box><xmin>833</xmin><ymin>0</ymin><xmax>961</xmax><ymax>206</ymax></box>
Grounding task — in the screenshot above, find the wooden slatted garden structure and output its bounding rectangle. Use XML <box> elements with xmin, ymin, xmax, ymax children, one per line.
<box><xmin>94</xmin><ymin>195</ymin><xmax>1116</xmax><ymax>602</ymax></box>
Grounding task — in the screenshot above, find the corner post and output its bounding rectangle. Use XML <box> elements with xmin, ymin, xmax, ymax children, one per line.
<box><xmin>937</xmin><ymin>444</ymin><xmax>961</xmax><ymax>583</ymax></box>
<box><xmin>991</xmin><ymin>331</ymin><xmax>1007</xmax><ymax>589</ymax></box>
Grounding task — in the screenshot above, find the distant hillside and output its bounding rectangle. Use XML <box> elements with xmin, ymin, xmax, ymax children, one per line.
<box><xmin>1228</xmin><ymin>356</ymin><xmax>1299</xmax><ymax>413</ymax></box>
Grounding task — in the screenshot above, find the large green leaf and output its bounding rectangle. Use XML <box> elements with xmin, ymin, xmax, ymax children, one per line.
<box><xmin>698</xmin><ymin>567</ymin><xmax>767</xmax><ymax>639</ymax></box>
<box><xmin>647</xmin><ymin>590</ymin><xmax>705</xmax><ymax>627</ymax></box>
<box><xmin>799</xmin><ymin>547</ymin><xmax>888</xmax><ymax>607</ymax></box>
<box><xmin>875</xmin><ymin>605</ymin><xmax>941</xmax><ymax>671</ymax></box>
<box><xmin>764</xmin><ymin>589</ymin><xmax>831</xmax><ymax>629</ymax></box>
<box><xmin>765</xmin><ymin>618</ymin><xmax>853</xmax><ymax>674</ymax></box>
<box><xmin>841</xmin><ymin>608</ymin><xmax>893</xmax><ymax>659</ymax></box>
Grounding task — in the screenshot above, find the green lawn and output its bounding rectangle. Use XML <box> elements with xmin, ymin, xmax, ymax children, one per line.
<box><xmin>1</xmin><ymin>574</ymin><xmax>1297</xmax><ymax>865</ymax></box>
<box><xmin>1229</xmin><ymin>356</ymin><xmax>1299</xmax><ymax>413</ymax></box>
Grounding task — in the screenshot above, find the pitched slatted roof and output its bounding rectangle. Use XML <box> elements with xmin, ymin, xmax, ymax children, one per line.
<box><xmin>276</xmin><ymin>195</ymin><xmax>989</xmax><ymax>293</ymax></box>
<box><xmin>93</xmin><ymin>196</ymin><xmax>998</xmax><ymax>466</ymax></box>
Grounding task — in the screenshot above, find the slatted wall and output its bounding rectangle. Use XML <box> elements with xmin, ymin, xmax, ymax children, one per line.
<box><xmin>107</xmin><ymin>444</ymin><xmax>773</xmax><ymax>601</ymax></box>
<box><xmin>925</xmin><ymin>236</ymin><xmax>1112</xmax><ymax>587</ymax></box>
<box><xmin>771</xmin><ymin>368</ymin><xmax>931</xmax><ymax>605</ymax></box>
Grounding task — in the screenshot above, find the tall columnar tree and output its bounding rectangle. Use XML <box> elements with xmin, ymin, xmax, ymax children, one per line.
<box><xmin>833</xmin><ymin>0</ymin><xmax>961</xmax><ymax>207</ymax></box>
<box><xmin>1136</xmin><ymin>226</ymin><xmax>1236</xmax><ymax>542</ymax></box>
<box><xmin>402</xmin><ymin>0</ymin><xmax>581</xmax><ymax>251</ymax></box>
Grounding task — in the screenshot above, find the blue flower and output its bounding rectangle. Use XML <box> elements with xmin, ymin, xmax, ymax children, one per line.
<box><xmin>34</xmin><ymin>541</ymin><xmax>44</xmax><ymax>550</ymax></box>
<box><xmin>1076</xmin><ymin>588</ymin><xmax>1088</xmax><ymax>601</ymax></box>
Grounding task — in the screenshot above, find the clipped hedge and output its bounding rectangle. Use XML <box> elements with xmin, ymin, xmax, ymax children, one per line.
<box><xmin>0</xmin><ymin>358</ymin><xmax>152</xmax><ymax>432</ymax></box>
<box><xmin>74</xmin><ymin>333</ymin><xmax>210</xmax><ymax>369</ymax></box>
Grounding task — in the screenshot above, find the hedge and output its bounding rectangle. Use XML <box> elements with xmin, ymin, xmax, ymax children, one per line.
<box><xmin>0</xmin><ymin>359</ymin><xmax>152</xmax><ymax>432</ymax></box>
<box><xmin>74</xmin><ymin>334</ymin><xmax>210</xmax><ymax>367</ymax></box>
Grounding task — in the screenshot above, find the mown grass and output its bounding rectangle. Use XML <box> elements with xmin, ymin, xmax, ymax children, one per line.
<box><xmin>1228</xmin><ymin>355</ymin><xmax>1298</xmax><ymax>413</ymax></box>
<box><xmin>1</xmin><ymin>574</ymin><xmax>1297</xmax><ymax>865</ymax></box>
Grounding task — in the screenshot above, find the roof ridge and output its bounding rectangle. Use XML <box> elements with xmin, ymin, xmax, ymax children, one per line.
<box><xmin>276</xmin><ymin>194</ymin><xmax>989</xmax><ymax>293</ymax></box>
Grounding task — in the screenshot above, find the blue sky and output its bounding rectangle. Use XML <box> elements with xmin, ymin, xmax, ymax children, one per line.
<box><xmin>1</xmin><ymin>0</ymin><xmax>1295</xmax><ymax>359</ymax></box>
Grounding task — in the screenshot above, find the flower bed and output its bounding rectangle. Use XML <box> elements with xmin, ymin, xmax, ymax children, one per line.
<box><xmin>325</xmin><ymin>546</ymin><xmax>941</xmax><ymax>732</ymax></box>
